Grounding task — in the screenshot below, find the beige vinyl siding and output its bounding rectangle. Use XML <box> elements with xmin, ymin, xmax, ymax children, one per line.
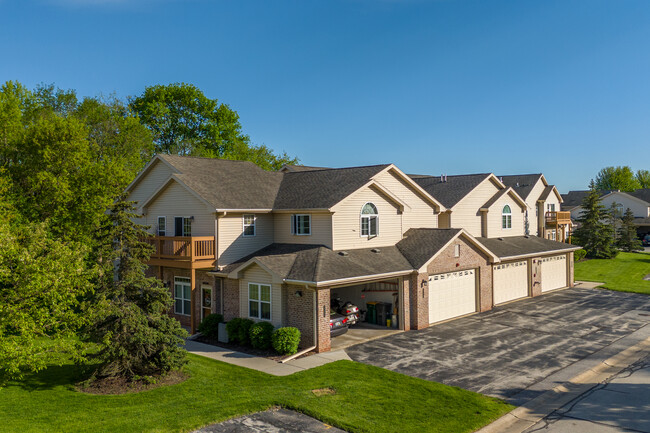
<box><xmin>374</xmin><ymin>169</ymin><xmax>438</xmax><ymax>230</ymax></box>
<box><xmin>238</xmin><ymin>264</ymin><xmax>283</xmax><ymax>327</ymax></box>
<box><xmin>332</xmin><ymin>186</ymin><xmax>402</xmax><ymax>250</ymax></box>
<box><xmin>273</xmin><ymin>213</ymin><xmax>333</xmax><ymax>248</ymax></box>
<box><xmin>450</xmin><ymin>179</ymin><xmax>500</xmax><ymax>237</ymax></box>
<box><xmin>487</xmin><ymin>194</ymin><xmax>525</xmax><ymax>238</ymax></box>
<box><xmin>218</xmin><ymin>213</ymin><xmax>274</xmax><ymax>266</ymax></box>
<box><xmin>128</xmin><ymin>160</ymin><xmax>175</xmax><ymax>208</ymax></box>
<box><xmin>601</xmin><ymin>193</ymin><xmax>649</xmax><ymax>218</ymax></box>
<box><xmin>145</xmin><ymin>181</ymin><xmax>215</xmax><ymax>236</ymax></box>
<box><xmin>524</xmin><ymin>179</ymin><xmax>546</xmax><ymax>236</ymax></box>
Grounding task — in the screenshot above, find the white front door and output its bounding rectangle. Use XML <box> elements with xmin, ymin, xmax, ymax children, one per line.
<box><xmin>493</xmin><ymin>261</ymin><xmax>529</xmax><ymax>305</ymax></box>
<box><xmin>429</xmin><ymin>269</ymin><xmax>477</xmax><ymax>324</ymax></box>
<box><xmin>541</xmin><ymin>255</ymin><xmax>567</xmax><ymax>292</ymax></box>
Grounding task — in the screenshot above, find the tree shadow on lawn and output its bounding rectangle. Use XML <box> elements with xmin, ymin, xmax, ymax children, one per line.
<box><xmin>14</xmin><ymin>362</ymin><xmax>95</xmax><ymax>392</ymax></box>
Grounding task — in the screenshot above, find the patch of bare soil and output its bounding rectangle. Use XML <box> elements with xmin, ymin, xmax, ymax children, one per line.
<box><xmin>78</xmin><ymin>370</ymin><xmax>188</xmax><ymax>395</ymax></box>
<box><xmin>311</xmin><ymin>387</ymin><xmax>336</xmax><ymax>396</ymax></box>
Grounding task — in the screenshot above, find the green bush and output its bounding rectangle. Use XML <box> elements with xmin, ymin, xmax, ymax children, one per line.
<box><xmin>249</xmin><ymin>322</ymin><xmax>275</xmax><ymax>350</ymax></box>
<box><xmin>198</xmin><ymin>313</ymin><xmax>224</xmax><ymax>339</ymax></box>
<box><xmin>574</xmin><ymin>249</ymin><xmax>587</xmax><ymax>261</ymax></box>
<box><xmin>271</xmin><ymin>327</ymin><xmax>301</xmax><ymax>355</ymax></box>
<box><xmin>226</xmin><ymin>318</ymin><xmax>255</xmax><ymax>345</ymax></box>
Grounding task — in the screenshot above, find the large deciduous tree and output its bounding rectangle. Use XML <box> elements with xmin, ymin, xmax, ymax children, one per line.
<box><xmin>594</xmin><ymin>166</ymin><xmax>641</xmax><ymax>192</ymax></box>
<box><xmin>636</xmin><ymin>169</ymin><xmax>650</xmax><ymax>188</ymax></box>
<box><xmin>86</xmin><ymin>196</ymin><xmax>187</xmax><ymax>380</ymax></box>
<box><xmin>617</xmin><ymin>208</ymin><xmax>643</xmax><ymax>252</ymax></box>
<box><xmin>572</xmin><ymin>181</ymin><xmax>618</xmax><ymax>259</ymax></box>
<box><xmin>129</xmin><ymin>83</ymin><xmax>298</xmax><ymax>170</ymax></box>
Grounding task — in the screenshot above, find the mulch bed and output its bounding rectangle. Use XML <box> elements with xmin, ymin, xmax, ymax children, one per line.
<box><xmin>77</xmin><ymin>370</ymin><xmax>188</xmax><ymax>395</ymax></box>
<box><xmin>194</xmin><ymin>335</ymin><xmax>314</xmax><ymax>361</ymax></box>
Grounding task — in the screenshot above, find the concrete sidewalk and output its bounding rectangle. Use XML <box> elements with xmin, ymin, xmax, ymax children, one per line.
<box><xmin>184</xmin><ymin>340</ymin><xmax>351</xmax><ymax>376</ymax></box>
<box><xmin>574</xmin><ymin>280</ymin><xmax>605</xmax><ymax>289</ymax></box>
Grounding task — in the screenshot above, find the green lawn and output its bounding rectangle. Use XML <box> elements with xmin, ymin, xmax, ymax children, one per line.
<box><xmin>575</xmin><ymin>251</ymin><xmax>650</xmax><ymax>294</ymax></box>
<box><xmin>0</xmin><ymin>354</ymin><xmax>512</xmax><ymax>433</ymax></box>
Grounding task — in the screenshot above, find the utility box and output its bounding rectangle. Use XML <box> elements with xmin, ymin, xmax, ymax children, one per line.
<box><xmin>366</xmin><ymin>302</ymin><xmax>378</xmax><ymax>324</ymax></box>
<box><xmin>376</xmin><ymin>302</ymin><xmax>392</xmax><ymax>327</ymax></box>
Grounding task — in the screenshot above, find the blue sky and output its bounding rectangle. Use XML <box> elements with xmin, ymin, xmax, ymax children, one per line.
<box><xmin>1</xmin><ymin>0</ymin><xmax>649</xmax><ymax>191</ymax></box>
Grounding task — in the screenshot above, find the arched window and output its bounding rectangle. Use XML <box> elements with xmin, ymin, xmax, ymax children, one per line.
<box><xmin>502</xmin><ymin>205</ymin><xmax>512</xmax><ymax>229</ymax></box>
<box><xmin>361</xmin><ymin>203</ymin><xmax>378</xmax><ymax>237</ymax></box>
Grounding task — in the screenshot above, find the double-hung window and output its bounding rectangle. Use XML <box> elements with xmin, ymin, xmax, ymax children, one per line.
<box><xmin>360</xmin><ymin>203</ymin><xmax>379</xmax><ymax>237</ymax></box>
<box><xmin>157</xmin><ymin>216</ymin><xmax>166</xmax><ymax>236</ymax></box>
<box><xmin>291</xmin><ymin>214</ymin><xmax>311</xmax><ymax>235</ymax></box>
<box><xmin>243</xmin><ymin>214</ymin><xmax>256</xmax><ymax>237</ymax></box>
<box><xmin>174</xmin><ymin>277</ymin><xmax>191</xmax><ymax>316</ymax></box>
<box><xmin>174</xmin><ymin>217</ymin><xmax>192</xmax><ymax>236</ymax></box>
<box><xmin>502</xmin><ymin>205</ymin><xmax>512</xmax><ymax>229</ymax></box>
<box><xmin>249</xmin><ymin>283</ymin><xmax>271</xmax><ymax>320</ymax></box>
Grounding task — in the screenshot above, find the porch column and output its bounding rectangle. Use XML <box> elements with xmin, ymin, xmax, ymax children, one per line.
<box><xmin>315</xmin><ymin>287</ymin><xmax>331</xmax><ymax>353</ymax></box>
<box><xmin>409</xmin><ymin>272</ymin><xmax>429</xmax><ymax>330</ymax></box>
<box><xmin>190</xmin><ymin>268</ymin><xmax>196</xmax><ymax>334</ymax></box>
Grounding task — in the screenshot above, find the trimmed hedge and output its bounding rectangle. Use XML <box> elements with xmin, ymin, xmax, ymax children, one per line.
<box><xmin>226</xmin><ymin>318</ymin><xmax>255</xmax><ymax>345</ymax></box>
<box><xmin>249</xmin><ymin>322</ymin><xmax>275</xmax><ymax>350</ymax></box>
<box><xmin>272</xmin><ymin>327</ymin><xmax>301</xmax><ymax>355</ymax></box>
<box><xmin>574</xmin><ymin>249</ymin><xmax>587</xmax><ymax>261</ymax></box>
<box><xmin>198</xmin><ymin>313</ymin><xmax>224</xmax><ymax>339</ymax></box>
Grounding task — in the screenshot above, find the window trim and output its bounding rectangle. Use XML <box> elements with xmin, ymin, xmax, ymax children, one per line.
<box><xmin>243</xmin><ymin>214</ymin><xmax>256</xmax><ymax>237</ymax></box>
<box><xmin>157</xmin><ymin>216</ymin><xmax>166</xmax><ymax>236</ymax></box>
<box><xmin>248</xmin><ymin>282</ymin><xmax>272</xmax><ymax>321</ymax></box>
<box><xmin>360</xmin><ymin>202</ymin><xmax>379</xmax><ymax>238</ymax></box>
<box><xmin>502</xmin><ymin>205</ymin><xmax>512</xmax><ymax>229</ymax></box>
<box><xmin>173</xmin><ymin>276</ymin><xmax>192</xmax><ymax>316</ymax></box>
<box><xmin>290</xmin><ymin>214</ymin><xmax>312</xmax><ymax>236</ymax></box>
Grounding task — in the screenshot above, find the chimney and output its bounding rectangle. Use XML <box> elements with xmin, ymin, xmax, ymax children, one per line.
<box><xmin>444</xmin><ymin>174</ymin><xmax>448</xmax><ymax>182</ymax></box>
<box><xmin>440</xmin><ymin>174</ymin><xmax>444</xmax><ymax>182</ymax></box>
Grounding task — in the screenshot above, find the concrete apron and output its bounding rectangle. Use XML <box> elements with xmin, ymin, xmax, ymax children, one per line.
<box><xmin>477</xmin><ymin>324</ymin><xmax>650</xmax><ymax>433</ymax></box>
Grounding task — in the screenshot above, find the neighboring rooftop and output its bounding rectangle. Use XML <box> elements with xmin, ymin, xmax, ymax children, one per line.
<box><xmin>279</xmin><ymin>165</ymin><xmax>332</xmax><ymax>173</ymax></box>
<box><xmin>476</xmin><ymin>236</ymin><xmax>579</xmax><ymax>259</ymax></box>
<box><xmin>628</xmin><ymin>189</ymin><xmax>650</xmax><ymax>204</ymax></box>
<box><xmin>409</xmin><ymin>173</ymin><xmax>492</xmax><ymax>209</ymax></box>
<box><xmin>499</xmin><ymin>174</ymin><xmax>543</xmax><ymax>200</ymax></box>
<box><xmin>561</xmin><ymin>190</ymin><xmax>590</xmax><ymax>208</ymax></box>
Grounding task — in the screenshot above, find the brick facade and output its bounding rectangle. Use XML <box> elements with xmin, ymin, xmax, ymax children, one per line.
<box><xmin>223</xmin><ymin>278</ymin><xmax>240</xmax><ymax>321</ymax></box>
<box><xmin>315</xmin><ymin>288</ymin><xmax>331</xmax><ymax>353</ymax></box>
<box><xmin>400</xmin><ymin>276</ymin><xmax>411</xmax><ymax>331</ymax></box>
<box><xmin>283</xmin><ymin>284</ymin><xmax>316</xmax><ymax>348</ymax></box>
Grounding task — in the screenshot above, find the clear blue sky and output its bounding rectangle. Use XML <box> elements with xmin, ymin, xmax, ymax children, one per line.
<box><xmin>1</xmin><ymin>0</ymin><xmax>649</xmax><ymax>192</ymax></box>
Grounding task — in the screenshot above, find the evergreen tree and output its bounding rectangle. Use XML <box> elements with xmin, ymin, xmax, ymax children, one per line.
<box><xmin>617</xmin><ymin>208</ymin><xmax>643</xmax><ymax>252</ymax></box>
<box><xmin>572</xmin><ymin>180</ymin><xmax>618</xmax><ymax>259</ymax></box>
<box><xmin>87</xmin><ymin>195</ymin><xmax>187</xmax><ymax>380</ymax></box>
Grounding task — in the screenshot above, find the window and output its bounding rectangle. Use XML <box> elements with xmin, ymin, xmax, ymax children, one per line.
<box><xmin>249</xmin><ymin>283</ymin><xmax>271</xmax><ymax>320</ymax></box>
<box><xmin>291</xmin><ymin>214</ymin><xmax>311</xmax><ymax>235</ymax></box>
<box><xmin>454</xmin><ymin>244</ymin><xmax>460</xmax><ymax>257</ymax></box>
<box><xmin>243</xmin><ymin>214</ymin><xmax>256</xmax><ymax>237</ymax></box>
<box><xmin>551</xmin><ymin>231</ymin><xmax>556</xmax><ymax>241</ymax></box>
<box><xmin>174</xmin><ymin>217</ymin><xmax>192</xmax><ymax>236</ymax></box>
<box><xmin>157</xmin><ymin>216</ymin><xmax>166</xmax><ymax>236</ymax></box>
<box><xmin>360</xmin><ymin>203</ymin><xmax>379</xmax><ymax>237</ymax></box>
<box><xmin>174</xmin><ymin>277</ymin><xmax>191</xmax><ymax>316</ymax></box>
<box><xmin>547</xmin><ymin>203</ymin><xmax>556</xmax><ymax>212</ymax></box>
<box><xmin>502</xmin><ymin>205</ymin><xmax>512</xmax><ymax>229</ymax></box>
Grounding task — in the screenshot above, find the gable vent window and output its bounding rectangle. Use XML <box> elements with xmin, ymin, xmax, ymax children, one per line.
<box><xmin>454</xmin><ymin>244</ymin><xmax>460</xmax><ymax>258</ymax></box>
<box><xmin>243</xmin><ymin>214</ymin><xmax>256</xmax><ymax>237</ymax></box>
<box><xmin>502</xmin><ymin>205</ymin><xmax>512</xmax><ymax>229</ymax></box>
<box><xmin>291</xmin><ymin>214</ymin><xmax>311</xmax><ymax>235</ymax></box>
<box><xmin>360</xmin><ymin>202</ymin><xmax>379</xmax><ymax>237</ymax></box>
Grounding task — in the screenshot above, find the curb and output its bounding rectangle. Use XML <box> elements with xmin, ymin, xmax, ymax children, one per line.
<box><xmin>476</xmin><ymin>336</ymin><xmax>650</xmax><ymax>433</ymax></box>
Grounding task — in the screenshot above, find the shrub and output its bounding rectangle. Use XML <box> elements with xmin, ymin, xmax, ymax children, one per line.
<box><xmin>249</xmin><ymin>322</ymin><xmax>275</xmax><ymax>350</ymax></box>
<box><xmin>198</xmin><ymin>313</ymin><xmax>224</xmax><ymax>339</ymax></box>
<box><xmin>271</xmin><ymin>327</ymin><xmax>301</xmax><ymax>355</ymax></box>
<box><xmin>226</xmin><ymin>318</ymin><xmax>255</xmax><ymax>345</ymax></box>
<box><xmin>574</xmin><ymin>249</ymin><xmax>587</xmax><ymax>261</ymax></box>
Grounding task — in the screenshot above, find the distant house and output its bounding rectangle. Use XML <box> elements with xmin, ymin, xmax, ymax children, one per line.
<box><xmin>125</xmin><ymin>155</ymin><xmax>578</xmax><ymax>353</ymax></box>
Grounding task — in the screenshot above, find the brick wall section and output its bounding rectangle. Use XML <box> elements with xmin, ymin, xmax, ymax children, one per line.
<box><xmin>157</xmin><ymin>267</ymin><xmax>215</xmax><ymax>330</ymax></box>
<box><xmin>223</xmin><ymin>278</ymin><xmax>240</xmax><ymax>321</ymax></box>
<box><xmin>401</xmin><ymin>276</ymin><xmax>411</xmax><ymax>331</ymax></box>
<box><xmin>530</xmin><ymin>257</ymin><xmax>542</xmax><ymax>296</ymax></box>
<box><xmin>284</xmin><ymin>284</ymin><xmax>316</xmax><ymax>348</ymax></box>
<box><xmin>409</xmin><ymin>272</ymin><xmax>429</xmax><ymax>330</ymax></box>
<box><xmin>567</xmin><ymin>252</ymin><xmax>575</xmax><ymax>287</ymax></box>
<box><xmin>316</xmin><ymin>288</ymin><xmax>331</xmax><ymax>353</ymax></box>
<box><xmin>426</xmin><ymin>235</ymin><xmax>493</xmax><ymax>312</ymax></box>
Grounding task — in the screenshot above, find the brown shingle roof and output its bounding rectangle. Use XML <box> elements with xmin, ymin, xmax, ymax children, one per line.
<box><xmin>476</xmin><ymin>236</ymin><xmax>579</xmax><ymax>259</ymax></box>
<box><xmin>499</xmin><ymin>174</ymin><xmax>543</xmax><ymax>200</ymax></box>
<box><xmin>409</xmin><ymin>173</ymin><xmax>492</xmax><ymax>209</ymax></box>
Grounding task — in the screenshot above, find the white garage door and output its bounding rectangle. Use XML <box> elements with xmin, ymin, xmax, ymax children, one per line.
<box><xmin>429</xmin><ymin>269</ymin><xmax>477</xmax><ymax>324</ymax></box>
<box><xmin>541</xmin><ymin>255</ymin><xmax>567</xmax><ymax>292</ymax></box>
<box><xmin>493</xmin><ymin>261</ymin><xmax>528</xmax><ymax>305</ymax></box>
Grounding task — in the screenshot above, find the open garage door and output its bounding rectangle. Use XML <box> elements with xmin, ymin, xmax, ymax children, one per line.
<box><xmin>541</xmin><ymin>255</ymin><xmax>567</xmax><ymax>292</ymax></box>
<box><xmin>429</xmin><ymin>269</ymin><xmax>477</xmax><ymax>324</ymax></box>
<box><xmin>493</xmin><ymin>261</ymin><xmax>528</xmax><ymax>305</ymax></box>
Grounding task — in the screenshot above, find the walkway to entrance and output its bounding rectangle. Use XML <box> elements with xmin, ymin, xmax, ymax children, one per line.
<box><xmin>330</xmin><ymin>322</ymin><xmax>402</xmax><ymax>351</ymax></box>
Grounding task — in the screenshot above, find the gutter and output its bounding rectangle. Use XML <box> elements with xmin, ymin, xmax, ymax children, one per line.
<box><xmin>498</xmin><ymin>247</ymin><xmax>582</xmax><ymax>261</ymax></box>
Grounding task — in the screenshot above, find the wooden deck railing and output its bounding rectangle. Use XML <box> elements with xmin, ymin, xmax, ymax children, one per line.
<box><xmin>545</xmin><ymin>211</ymin><xmax>572</xmax><ymax>224</ymax></box>
<box><xmin>146</xmin><ymin>236</ymin><xmax>215</xmax><ymax>262</ymax></box>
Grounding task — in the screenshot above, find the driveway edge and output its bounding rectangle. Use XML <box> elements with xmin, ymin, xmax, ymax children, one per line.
<box><xmin>476</xmin><ymin>335</ymin><xmax>650</xmax><ymax>433</ymax></box>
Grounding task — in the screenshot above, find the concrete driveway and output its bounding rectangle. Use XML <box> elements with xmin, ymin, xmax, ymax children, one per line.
<box><xmin>346</xmin><ymin>286</ymin><xmax>650</xmax><ymax>405</ymax></box>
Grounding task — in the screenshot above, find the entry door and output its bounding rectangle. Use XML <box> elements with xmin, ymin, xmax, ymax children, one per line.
<box><xmin>493</xmin><ymin>261</ymin><xmax>528</xmax><ymax>305</ymax></box>
<box><xmin>541</xmin><ymin>255</ymin><xmax>567</xmax><ymax>292</ymax></box>
<box><xmin>201</xmin><ymin>284</ymin><xmax>212</xmax><ymax>320</ymax></box>
<box><xmin>428</xmin><ymin>269</ymin><xmax>477</xmax><ymax>324</ymax></box>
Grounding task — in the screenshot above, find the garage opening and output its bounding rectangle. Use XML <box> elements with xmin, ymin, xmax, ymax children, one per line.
<box><xmin>493</xmin><ymin>260</ymin><xmax>528</xmax><ymax>305</ymax></box>
<box><xmin>429</xmin><ymin>269</ymin><xmax>477</xmax><ymax>324</ymax></box>
<box><xmin>541</xmin><ymin>255</ymin><xmax>567</xmax><ymax>292</ymax></box>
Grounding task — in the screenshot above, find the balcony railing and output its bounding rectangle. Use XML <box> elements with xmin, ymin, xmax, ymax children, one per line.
<box><xmin>146</xmin><ymin>236</ymin><xmax>216</xmax><ymax>262</ymax></box>
<box><xmin>545</xmin><ymin>211</ymin><xmax>572</xmax><ymax>224</ymax></box>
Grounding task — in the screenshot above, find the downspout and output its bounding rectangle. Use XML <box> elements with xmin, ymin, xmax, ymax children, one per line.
<box><xmin>280</xmin><ymin>287</ymin><xmax>317</xmax><ymax>363</ymax></box>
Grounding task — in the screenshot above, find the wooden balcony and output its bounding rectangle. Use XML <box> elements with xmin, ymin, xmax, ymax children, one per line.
<box><xmin>146</xmin><ymin>236</ymin><xmax>216</xmax><ymax>269</ymax></box>
<box><xmin>545</xmin><ymin>211</ymin><xmax>572</xmax><ymax>225</ymax></box>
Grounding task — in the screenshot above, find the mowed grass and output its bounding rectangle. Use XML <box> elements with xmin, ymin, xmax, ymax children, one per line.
<box><xmin>575</xmin><ymin>251</ymin><xmax>650</xmax><ymax>294</ymax></box>
<box><xmin>0</xmin><ymin>354</ymin><xmax>513</xmax><ymax>433</ymax></box>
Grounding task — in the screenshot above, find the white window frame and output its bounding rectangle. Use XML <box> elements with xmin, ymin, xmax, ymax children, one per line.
<box><xmin>157</xmin><ymin>216</ymin><xmax>166</xmax><ymax>236</ymax></box>
<box><xmin>502</xmin><ymin>205</ymin><xmax>512</xmax><ymax>229</ymax></box>
<box><xmin>551</xmin><ymin>231</ymin><xmax>556</xmax><ymax>241</ymax></box>
<box><xmin>290</xmin><ymin>214</ymin><xmax>311</xmax><ymax>236</ymax></box>
<box><xmin>360</xmin><ymin>202</ymin><xmax>379</xmax><ymax>238</ymax></box>
<box><xmin>248</xmin><ymin>282</ymin><xmax>272</xmax><ymax>321</ymax></box>
<box><xmin>174</xmin><ymin>277</ymin><xmax>192</xmax><ymax>316</ymax></box>
<box><xmin>243</xmin><ymin>214</ymin><xmax>256</xmax><ymax>237</ymax></box>
<box><xmin>174</xmin><ymin>216</ymin><xmax>192</xmax><ymax>236</ymax></box>
<box><xmin>547</xmin><ymin>203</ymin><xmax>556</xmax><ymax>212</ymax></box>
